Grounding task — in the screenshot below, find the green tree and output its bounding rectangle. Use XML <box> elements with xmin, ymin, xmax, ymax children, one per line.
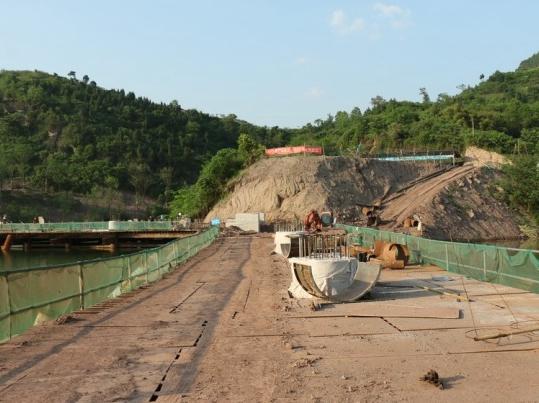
<box><xmin>237</xmin><ymin>133</ymin><xmax>264</xmax><ymax>166</ymax></box>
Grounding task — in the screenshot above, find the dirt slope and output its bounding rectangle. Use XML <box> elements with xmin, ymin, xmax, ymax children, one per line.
<box><xmin>378</xmin><ymin>149</ymin><xmax>521</xmax><ymax>241</ymax></box>
<box><xmin>206</xmin><ymin>151</ymin><xmax>522</xmax><ymax>241</ymax></box>
<box><xmin>207</xmin><ymin>156</ymin><xmax>438</xmax><ymax>222</ymax></box>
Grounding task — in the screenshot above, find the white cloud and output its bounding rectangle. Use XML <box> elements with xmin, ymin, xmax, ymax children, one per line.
<box><xmin>331</xmin><ymin>9</ymin><xmax>346</xmax><ymax>28</ymax></box>
<box><xmin>373</xmin><ymin>2</ymin><xmax>405</xmax><ymax>17</ymax></box>
<box><xmin>373</xmin><ymin>2</ymin><xmax>412</xmax><ymax>29</ymax></box>
<box><xmin>306</xmin><ymin>87</ymin><xmax>323</xmax><ymax>99</ymax></box>
<box><xmin>330</xmin><ymin>9</ymin><xmax>365</xmax><ymax>34</ymax></box>
<box><xmin>295</xmin><ymin>56</ymin><xmax>308</xmax><ymax>65</ymax></box>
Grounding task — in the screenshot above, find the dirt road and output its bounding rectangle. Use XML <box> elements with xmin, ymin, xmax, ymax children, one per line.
<box><xmin>2</xmin><ymin>235</ymin><xmax>539</xmax><ymax>402</ymax></box>
<box><xmin>380</xmin><ymin>163</ymin><xmax>475</xmax><ymax>228</ymax></box>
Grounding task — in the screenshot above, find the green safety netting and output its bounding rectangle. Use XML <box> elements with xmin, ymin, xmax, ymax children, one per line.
<box><xmin>0</xmin><ymin>220</ymin><xmax>175</xmax><ymax>233</ymax></box>
<box><xmin>0</xmin><ymin>227</ymin><xmax>219</xmax><ymax>343</ymax></box>
<box><xmin>340</xmin><ymin>224</ymin><xmax>539</xmax><ymax>293</ymax></box>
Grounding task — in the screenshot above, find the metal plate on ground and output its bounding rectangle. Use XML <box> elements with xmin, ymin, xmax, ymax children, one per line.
<box><xmin>287</xmin><ymin>316</ymin><xmax>399</xmax><ymax>336</ymax></box>
<box><xmin>289</xmin><ymin>301</ymin><xmax>461</xmax><ymax>319</ymax></box>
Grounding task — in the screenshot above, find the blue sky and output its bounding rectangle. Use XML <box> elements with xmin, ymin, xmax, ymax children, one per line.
<box><xmin>1</xmin><ymin>1</ymin><xmax>538</xmax><ymax>127</ymax></box>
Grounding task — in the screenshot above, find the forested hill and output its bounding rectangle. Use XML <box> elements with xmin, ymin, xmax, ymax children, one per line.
<box><xmin>0</xmin><ymin>70</ymin><xmax>290</xmax><ymax>202</ymax></box>
<box><xmin>518</xmin><ymin>52</ymin><xmax>539</xmax><ymax>71</ymax></box>
<box><xmin>1</xmin><ymin>57</ymin><xmax>539</xmax><ymax>221</ymax></box>
<box><xmin>289</xmin><ymin>65</ymin><xmax>539</xmax><ymax>156</ymax></box>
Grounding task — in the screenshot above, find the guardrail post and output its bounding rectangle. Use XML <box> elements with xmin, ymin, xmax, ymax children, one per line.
<box><xmin>145</xmin><ymin>251</ymin><xmax>149</xmax><ymax>285</ymax></box>
<box><xmin>157</xmin><ymin>248</ymin><xmax>161</xmax><ymax>277</ymax></box>
<box><xmin>127</xmin><ymin>256</ymin><xmax>132</xmax><ymax>291</ymax></box>
<box><xmin>78</xmin><ymin>263</ymin><xmax>85</xmax><ymax>309</ymax></box>
<box><xmin>6</xmin><ymin>273</ymin><xmax>12</xmax><ymax>341</ymax></box>
<box><xmin>173</xmin><ymin>241</ymin><xmax>178</xmax><ymax>265</ymax></box>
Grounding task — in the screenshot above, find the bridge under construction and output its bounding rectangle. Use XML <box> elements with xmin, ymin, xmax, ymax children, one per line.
<box><xmin>0</xmin><ymin>226</ymin><xmax>539</xmax><ymax>402</ymax></box>
<box><xmin>0</xmin><ymin>221</ymin><xmax>197</xmax><ymax>251</ymax></box>
<box><xmin>1</xmin><ymin>227</ymin><xmax>539</xmax><ymax>401</ymax></box>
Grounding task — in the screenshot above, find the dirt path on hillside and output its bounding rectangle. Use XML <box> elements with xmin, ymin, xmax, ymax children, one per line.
<box><xmin>380</xmin><ymin>163</ymin><xmax>476</xmax><ymax>228</ymax></box>
<box><xmin>2</xmin><ymin>235</ymin><xmax>539</xmax><ymax>402</ymax></box>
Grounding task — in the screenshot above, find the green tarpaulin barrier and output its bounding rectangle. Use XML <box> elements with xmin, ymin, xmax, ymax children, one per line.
<box><xmin>0</xmin><ymin>227</ymin><xmax>219</xmax><ymax>343</ymax></box>
<box><xmin>340</xmin><ymin>225</ymin><xmax>539</xmax><ymax>293</ymax></box>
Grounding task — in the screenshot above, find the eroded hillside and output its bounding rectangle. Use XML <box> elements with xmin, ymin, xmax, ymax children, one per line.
<box><xmin>207</xmin><ymin>151</ymin><xmax>522</xmax><ymax>241</ymax></box>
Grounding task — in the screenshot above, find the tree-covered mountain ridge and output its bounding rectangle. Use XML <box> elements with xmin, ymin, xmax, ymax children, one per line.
<box><xmin>0</xmin><ymin>69</ymin><xmax>290</xmax><ymax>205</ymax></box>
<box><xmin>1</xmin><ymin>53</ymin><xmax>538</xmax><ymax>220</ymax></box>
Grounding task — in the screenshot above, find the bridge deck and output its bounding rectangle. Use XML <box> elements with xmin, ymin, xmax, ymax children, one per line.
<box><xmin>1</xmin><ymin>235</ymin><xmax>539</xmax><ymax>401</ymax></box>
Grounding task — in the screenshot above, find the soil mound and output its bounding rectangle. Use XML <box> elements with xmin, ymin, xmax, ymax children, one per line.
<box><xmin>206</xmin><ymin>151</ymin><xmax>523</xmax><ymax>242</ymax></box>
<box><xmin>465</xmin><ymin>146</ymin><xmax>508</xmax><ymax>168</ymax></box>
<box><xmin>206</xmin><ymin>156</ymin><xmax>438</xmax><ymax>222</ymax></box>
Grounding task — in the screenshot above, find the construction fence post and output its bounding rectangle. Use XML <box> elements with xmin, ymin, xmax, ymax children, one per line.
<box><xmin>445</xmin><ymin>243</ymin><xmax>449</xmax><ymax>270</ymax></box>
<box><xmin>78</xmin><ymin>263</ymin><xmax>85</xmax><ymax>310</ymax></box>
<box><xmin>483</xmin><ymin>249</ymin><xmax>487</xmax><ymax>281</ymax></box>
<box><xmin>126</xmin><ymin>256</ymin><xmax>132</xmax><ymax>291</ymax></box>
<box><xmin>145</xmin><ymin>251</ymin><xmax>149</xmax><ymax>285</ymax></box>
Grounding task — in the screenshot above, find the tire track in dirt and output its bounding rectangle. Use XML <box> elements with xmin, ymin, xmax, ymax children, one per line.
<box><xmin>380</xmin><ymin>163</ymin><xmax>476</xmax><ymax>228</ymax></box>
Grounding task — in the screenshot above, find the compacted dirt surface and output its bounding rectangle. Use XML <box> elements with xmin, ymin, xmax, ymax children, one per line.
<box><xmin>2</xmin><ymin>235</ymin><xmax>539</xmax><ymax>402</ymax></box>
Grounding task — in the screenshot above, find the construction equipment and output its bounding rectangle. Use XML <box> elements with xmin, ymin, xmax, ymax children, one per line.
<box><xmin>304</xmin><ymin>210</ymin><xmax>322</xmax><ymax>232</ymax></box>
<box><xmin>362</xmin><ymin>207</ymin><xmax>379</xmax><ymax>227</ymax></box>
<box><xmin>319</xmin><ymin>211</ymin><xmax>335</xmax><ymax>228</ymax></box>
<box><xmin>371</xmin><ymin>240</ymin><xmax>410</xmax><ymax>269</ymax></box>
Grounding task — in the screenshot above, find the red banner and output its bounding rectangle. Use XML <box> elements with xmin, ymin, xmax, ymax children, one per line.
<box><xmin>265</xmin><ymin>146</ymin><xmax>323</xmax><ymax>157</ymax></box>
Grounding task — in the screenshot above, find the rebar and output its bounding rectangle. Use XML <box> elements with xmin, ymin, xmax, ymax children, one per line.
<box><xmin>296</xmin><ymin>233</ymin><xmax>350</xmax><ymax>259</ymax></box>
<box><xmin>273</xmin><ymin>220</ymin><xmax>304</xmax><ymax>232</ymax></box>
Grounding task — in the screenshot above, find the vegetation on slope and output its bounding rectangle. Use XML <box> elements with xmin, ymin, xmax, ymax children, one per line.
<box><xmin>518</xmin><ymin>52</ymin><xmax>539</xmax><ymax>71</ymax></box>
<box><xmin>169</xmin><ymin>133</ymin><xmax>264</xmax><ymax>218</ymax></box>
<box><xmin>0</xmin><ymin>70</ymin><xmax>290</xmax><ymax>212</ymax></box>
<box><xmin>287</xmin><ymin>70</ymin><xmax>539</xmax><ymax>156</ymax></box>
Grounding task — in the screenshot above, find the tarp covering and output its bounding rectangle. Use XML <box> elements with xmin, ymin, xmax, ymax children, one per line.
<box><xmin>0</xmin><ymin>227</ymin><xmax>219</xmax><ymax>343</ymax></box>
<box><xmin>340</xmin><ymin>225</ymin><xmax>539</xmax><ymax>293</ymax></box>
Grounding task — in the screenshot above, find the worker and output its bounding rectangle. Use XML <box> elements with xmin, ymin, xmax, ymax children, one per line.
<box><xmin>304</xmin><ymin>209</ymin><xmax>322</xmax><ymax>232</ymax></box>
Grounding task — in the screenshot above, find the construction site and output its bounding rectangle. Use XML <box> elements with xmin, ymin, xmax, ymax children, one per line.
<box><xmin>1</xmin><ymin>148</ymin><xmax>538</xmax><ymax>402</ymax></box>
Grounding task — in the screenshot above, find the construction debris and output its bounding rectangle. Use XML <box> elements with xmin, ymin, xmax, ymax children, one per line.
<box><xmin>55</xmin><ymin>315</ymin><xmax>77</xmax><ymax>325</ymax></box>
<box><xmin>373</xmin><ymin>240</ymin><xmax>410</xmax><ymax>269</ymax></box>
<box><xmin>473</xmin><ymin>325</ymin><xmax>539</xmax><ymax>341</ymax></box>
<box><xmin>420</xmin><ymin>369</ymin><xmax>444</xmax><ymax>389</ymax></box>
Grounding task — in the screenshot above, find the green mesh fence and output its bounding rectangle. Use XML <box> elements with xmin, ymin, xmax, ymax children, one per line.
<box><xmin>0</xmin><ymin>227</ymin><xmax>219</xmax><ymax>343</ymax></box>
<box><xmin>340</xmin><ymin>224</ymin><xmax>539</xmax><ymax>293</ymax></box>
<box><xmin>0</xmin><ymin>220</ymin><xmax>175</xmax><ymax>233</ymax></box>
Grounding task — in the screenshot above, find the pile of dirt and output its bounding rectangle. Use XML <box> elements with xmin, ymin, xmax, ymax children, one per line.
<box><xmin>465</xmin><ymin>146</ymin><xmax>508</xmax><ymax>168</ymax></box>
<box><xmin>206</xmin><ymin>156</ymin><xmax>439</xmax><ymax>222</ymax></box>
<box><xmin>206</xmin><ymin>150</ymin><xmax>524</xmax><ymax>242</ymax></box>
<box><xmin>411</xmin><ymin>169</ymin><xmax>522</xmax><ymax>241</ymax></box>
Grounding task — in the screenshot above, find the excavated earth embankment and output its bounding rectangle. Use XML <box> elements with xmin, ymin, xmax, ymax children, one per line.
<box><xmin>206</xmin><ymin>151</ymin><xmax>523</xmax><ymax>241</ymax></box>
